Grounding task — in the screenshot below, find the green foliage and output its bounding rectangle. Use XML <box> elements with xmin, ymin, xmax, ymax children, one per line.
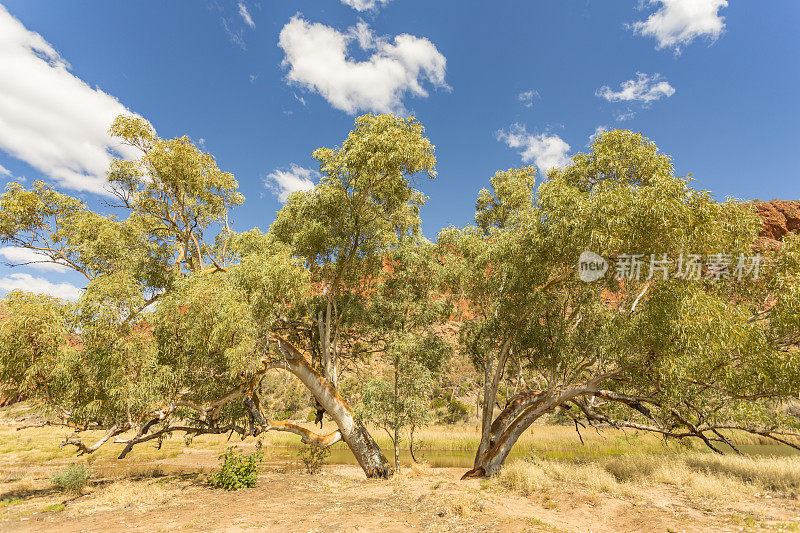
<box><xmin>106</xmin><ymin>115</ymin><xmax>243</xmax><ymax>276</ymax></box>
<box><xmin>269</xmin><ymin>114</ymin><xmax>440</xmax><ymax>388</ymax></box>
<box><xmin>209</xmin><ymin>446</ymin><xmax>263</xmax><ymax>490</ymax></box>
<box><xmin>0</xmin><ymin>292</ymin><xmax>71</xmax><ymax>402</ymax></box>
<box><xmin>51</xmin><ymin>463</ymin><xmax>93</xmax><ymax>494</ymax></box>
<box><xmin>41</xmin><ymin>503</ymin><xmax>66</xmax><ymax>513</ymax></box>
<box><xmin>298</xmin><ymin>443</ymin><xmax>331</xmax><ymax>474</ymax></box>
<box><xmin>441</xmin><ymin>128</ymin><xmax>800</xmax><ymax>458</ymax></box>
<box><xmin>445</xmin><ymin>399</ymin><xmax>470</xmax><ymax>424</ymax></box>
<box><xmin>271</xmin><ymin>114</ymin><xmax>436</xmax><ymax>270</ymax></box>
<box><xmin>1</xmin><ymin>112</ymin><xmax>798</xmax><ymax>476</ymax></box>
<box><xmin>1</xmin><ymin>497</ymin><xmax>23</xmax><ymax>508</ymax></box>
<box><xmin>358</xmin><ymin>349</ymin><xmax>435</xmax><ymax>443</ymax></box>
<box><xmin>0</xmin><ymin>116</ymin><xmax>256</xmax><ymax>430</ymax></box>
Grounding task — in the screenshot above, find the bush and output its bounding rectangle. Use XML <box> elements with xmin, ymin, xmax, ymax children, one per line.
<box><xmin>446</xmin><ymin>399</ymin><xmax>469</xmax><ymax>424</ymax></box>
<box><xmin>209</xmin><ymin>446</ymin><xmax>263</xmax><ymax>490</ymax></box>
<box><xmin>298</xmin><ymin>443</ymin><xmax>330</xmax><ymax>474</ymax></box>
<box><xmin>51</xmin><ymin>463</ymin><xmax>93</xmax><ymax>495</ymax></box>
<box><xmin>42</xmin><ymin>503</ymin><xmax>66</xmax><ymax>513</ymax></box>
<box><xmin>272</xmin><ymin>410</ymin><xmax>293</xmax><ymax>421</ymax></box>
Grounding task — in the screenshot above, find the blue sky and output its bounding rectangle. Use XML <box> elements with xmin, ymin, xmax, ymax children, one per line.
<box><xmin>0</xmin><ymin>0</ymin><xmax>798</xmax><ymax>299</ymax></box>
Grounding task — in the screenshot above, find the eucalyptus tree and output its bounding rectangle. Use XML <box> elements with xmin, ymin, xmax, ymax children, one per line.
<box><xmin>440</xmin><ymin>130</ymin><xmax>800</xmax><ymax>477</ymax></box>
<box><xmin>0</xmin><ymin>114</ymin><xmax>437</xmax><ymax>479</ymax></box>
<box><xmin>269</xmin><ymin>114</ymin><xmax>437</xmax><ymax>391</ymax></box>
<box><xmin>0</xmin><ymin>115</ymin><xmax>245</xmax><ymax>443</ymax></box>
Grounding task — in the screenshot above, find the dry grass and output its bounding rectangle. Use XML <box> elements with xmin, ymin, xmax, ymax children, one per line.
<box><xmin>446</xmin><ymin>492</ymin><xmax>485</xmax><ymax>518</ymax></box>
<box><xmin>68</xmin><ymin>479</ymin><xmax>174</xmax><ymax>515</ymax></box>
<box><xmin>406</xmin><ymin>461</ymin><xmax>435</xmax><ymax>478</ymax></box>
<box><xmin>683</xmin><ymin>453</ymin><xmax>800</xmax><ymax>492</ymax></box>
<box><xmin>3</xmin><ymin>402</ymin><xmax>795</xmax><ymax>468</ymax></box>
<box><xmin>496</xmin><ymin>452</ymin><xmax>800</xmax><ymax>503</ymax></box>
<box><xmin>0</xmin><ymin>471</ymin><xmax>41</xmax><ymax>493</ymax></box>
<box><xmin>496</xmin><ymin>457</ymin><xmax>633</xmax><ymax>497</ymax></box>
<box><xmin>2</xmin><ymin>401</ymin><xmax>799</xmax><ymax>530</ymax></box>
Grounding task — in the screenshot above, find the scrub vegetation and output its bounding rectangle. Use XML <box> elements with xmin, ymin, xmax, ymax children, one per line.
<box><xmin>0</xmin><ymin>113</ymin><xmax>798</xmax><ymax>531</ymax></box>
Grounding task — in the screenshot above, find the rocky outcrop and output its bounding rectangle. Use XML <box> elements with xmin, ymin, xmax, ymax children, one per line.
<box><xmin>752</xmin><ymin>200</ymin><xmax>800</xmax><ymax>250</ymax></box>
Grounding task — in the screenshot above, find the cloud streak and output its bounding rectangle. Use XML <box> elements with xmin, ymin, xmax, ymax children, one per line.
<box><xmin>518</xmin><ymin>89</ymin><xmax>540</xmax><ymax>108</ymax></box>
<box><xmin>596</xmin><ymin>73</ymin><xmax>675</xmax><ymax>105</ymax></box>
<box><xmin>238</xmin><ymin>2</ymin><xmax>255</xmax><ymax>29</ymax></box>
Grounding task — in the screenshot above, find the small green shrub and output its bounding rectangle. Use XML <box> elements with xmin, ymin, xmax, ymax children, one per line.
<box><xmin>209</xmin><ymin>446</ymin><xmax>263</xmax><ymax>491</ymax></box>
<box><xmin>298</xmin><ymin>443</ymin><xmax>330</xmax><ymax>474</ymax></box>
<box><xmin>1</xmin><ymin>496</ymin><xmax>23</xmax><ymax>507</ymax></box>
<box><xmin>51</xmin><ymin>463</ymin><xmax>93</xmax><ymax>495</ymax></box>
<box><xmin>41</xmin><ymin>503</ymin><xmax>66</xmax><ymax>513</ymax></box>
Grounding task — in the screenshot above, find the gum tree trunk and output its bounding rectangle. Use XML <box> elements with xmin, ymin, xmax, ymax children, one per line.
<box><xmin>464</xmin><ymin>383</ymin><xmax>598</xmax><ymax>478</ymax></box>
<box><xmin>393</xmin><ymin>428</ymin><xmax>400</xmax><ymax>471</ymax></box>
<box><xmin>473</xmin><ymin>339</ymin><xmax>512</xmax><ymax>469</ymax></box>
<box><xmin>272</xmin><ymin>336</ymin><xmax>394</xmax><ymax>479</ymax></box>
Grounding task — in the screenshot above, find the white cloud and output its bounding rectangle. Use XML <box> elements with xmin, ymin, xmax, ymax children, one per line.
<box><xmin>596</xmin><ymin>73</ymin><xmax>675</xmax><ymax>105</ymax></box>
<box><xmin>341</xmin><ymin>0</ymin><xmax>392</xmax><ymax>12</ymax></box>
<box><xmin>0</xmin><ymin>272</ymin><xmax>82</xmax><ymax>301</ymax></box>
<box><xmin>264</xmin><ymin>164</ymin><xmax>318</xmax><ymax>203</ymax></box>
<box><xmin>278</xmin><ymin>16</ymin><xmax>448</xmax><ymax>115</ymax></box>
<box><xmin>518</xmin><ymin>89</ymin><xmax>540</xmax><ymax>108</ymax></box>
<box><xmin>0</xmin><ymin>163</ymin><xmax>10</xmax><ymax>177</ymax></box>
<box><xmin>588</xmin><ymin>125</ymin><xmax>609</xmax><ymax>145</ymax></box>
<box><xmin>0</xmin><ymin>247</ymin><xmax>71</xmax><ymax>273</ymax></box>
<box><xmin>615</xmin><ymin>109</ymin><xmax>637</xmax><ymax>122</ymax></box>
<box><xmin>0</xmin><ymin>5</ymin><xmax>143</xmax><ymax>195</ymax></box>
<box><xmin>630</xmin><ymin>0</ymin><xmax>727</xmax><ymax>53</ymax></box>
<box><xmin>496</xmin><ymin>124</ymin><xmax>572</xmax><ymax>173</ymax></box>
<box><xmin>221</xmin><ymin>17</ymin><xmax>246</xmax><ymax>50</ymax></box>
<box><xmin>238</xmin><ymin>2</ymin><xmax>255</xmax><ymax>29</ymax></box>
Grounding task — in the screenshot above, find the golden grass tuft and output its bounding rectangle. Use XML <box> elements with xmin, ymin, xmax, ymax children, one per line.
<box><xmin>447</xmin><ymin>493</ymin><xmax>485</xmax><ymax>518</ymax></box>
<box><xmin>406</xmin><ymin>461</ymin><xmax>434</xmax><ymax>478</ymax></box>
<box><xmin>496</xmin><ymin>460</ymin><xmax>552</xmax><ymax>495</ymax></box>
<box><xmin>497</xmin><ymin>458</ymin><xmax>633</xmax><ymax>497</ymax></box>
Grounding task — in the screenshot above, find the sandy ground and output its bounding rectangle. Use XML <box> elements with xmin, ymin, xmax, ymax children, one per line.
<box><xmin>2</xmin><ymin>461</ymin><xmax>799</xmax><ymax>533</ymax></box>
<box><xmin>1</xmin><ymin>404</ymin><xmax>799</xmax><ymax>532</ymax></box>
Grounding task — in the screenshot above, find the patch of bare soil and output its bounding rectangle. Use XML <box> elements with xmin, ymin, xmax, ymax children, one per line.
<box><xmin>2</xmin><ymin>464</ymin><xmax>799</xmax><ymax>532</ymax></box>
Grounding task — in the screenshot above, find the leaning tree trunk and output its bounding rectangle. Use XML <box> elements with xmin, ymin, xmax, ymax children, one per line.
<box><xmin>273</xmin><ymin>336</ymin><xmax>393</xmax><ymax>479</ymax></box>
<box><xmin>464</xmin><ymin>383</ymin><xmax>595</xmax><ymax>478</ymax></box>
